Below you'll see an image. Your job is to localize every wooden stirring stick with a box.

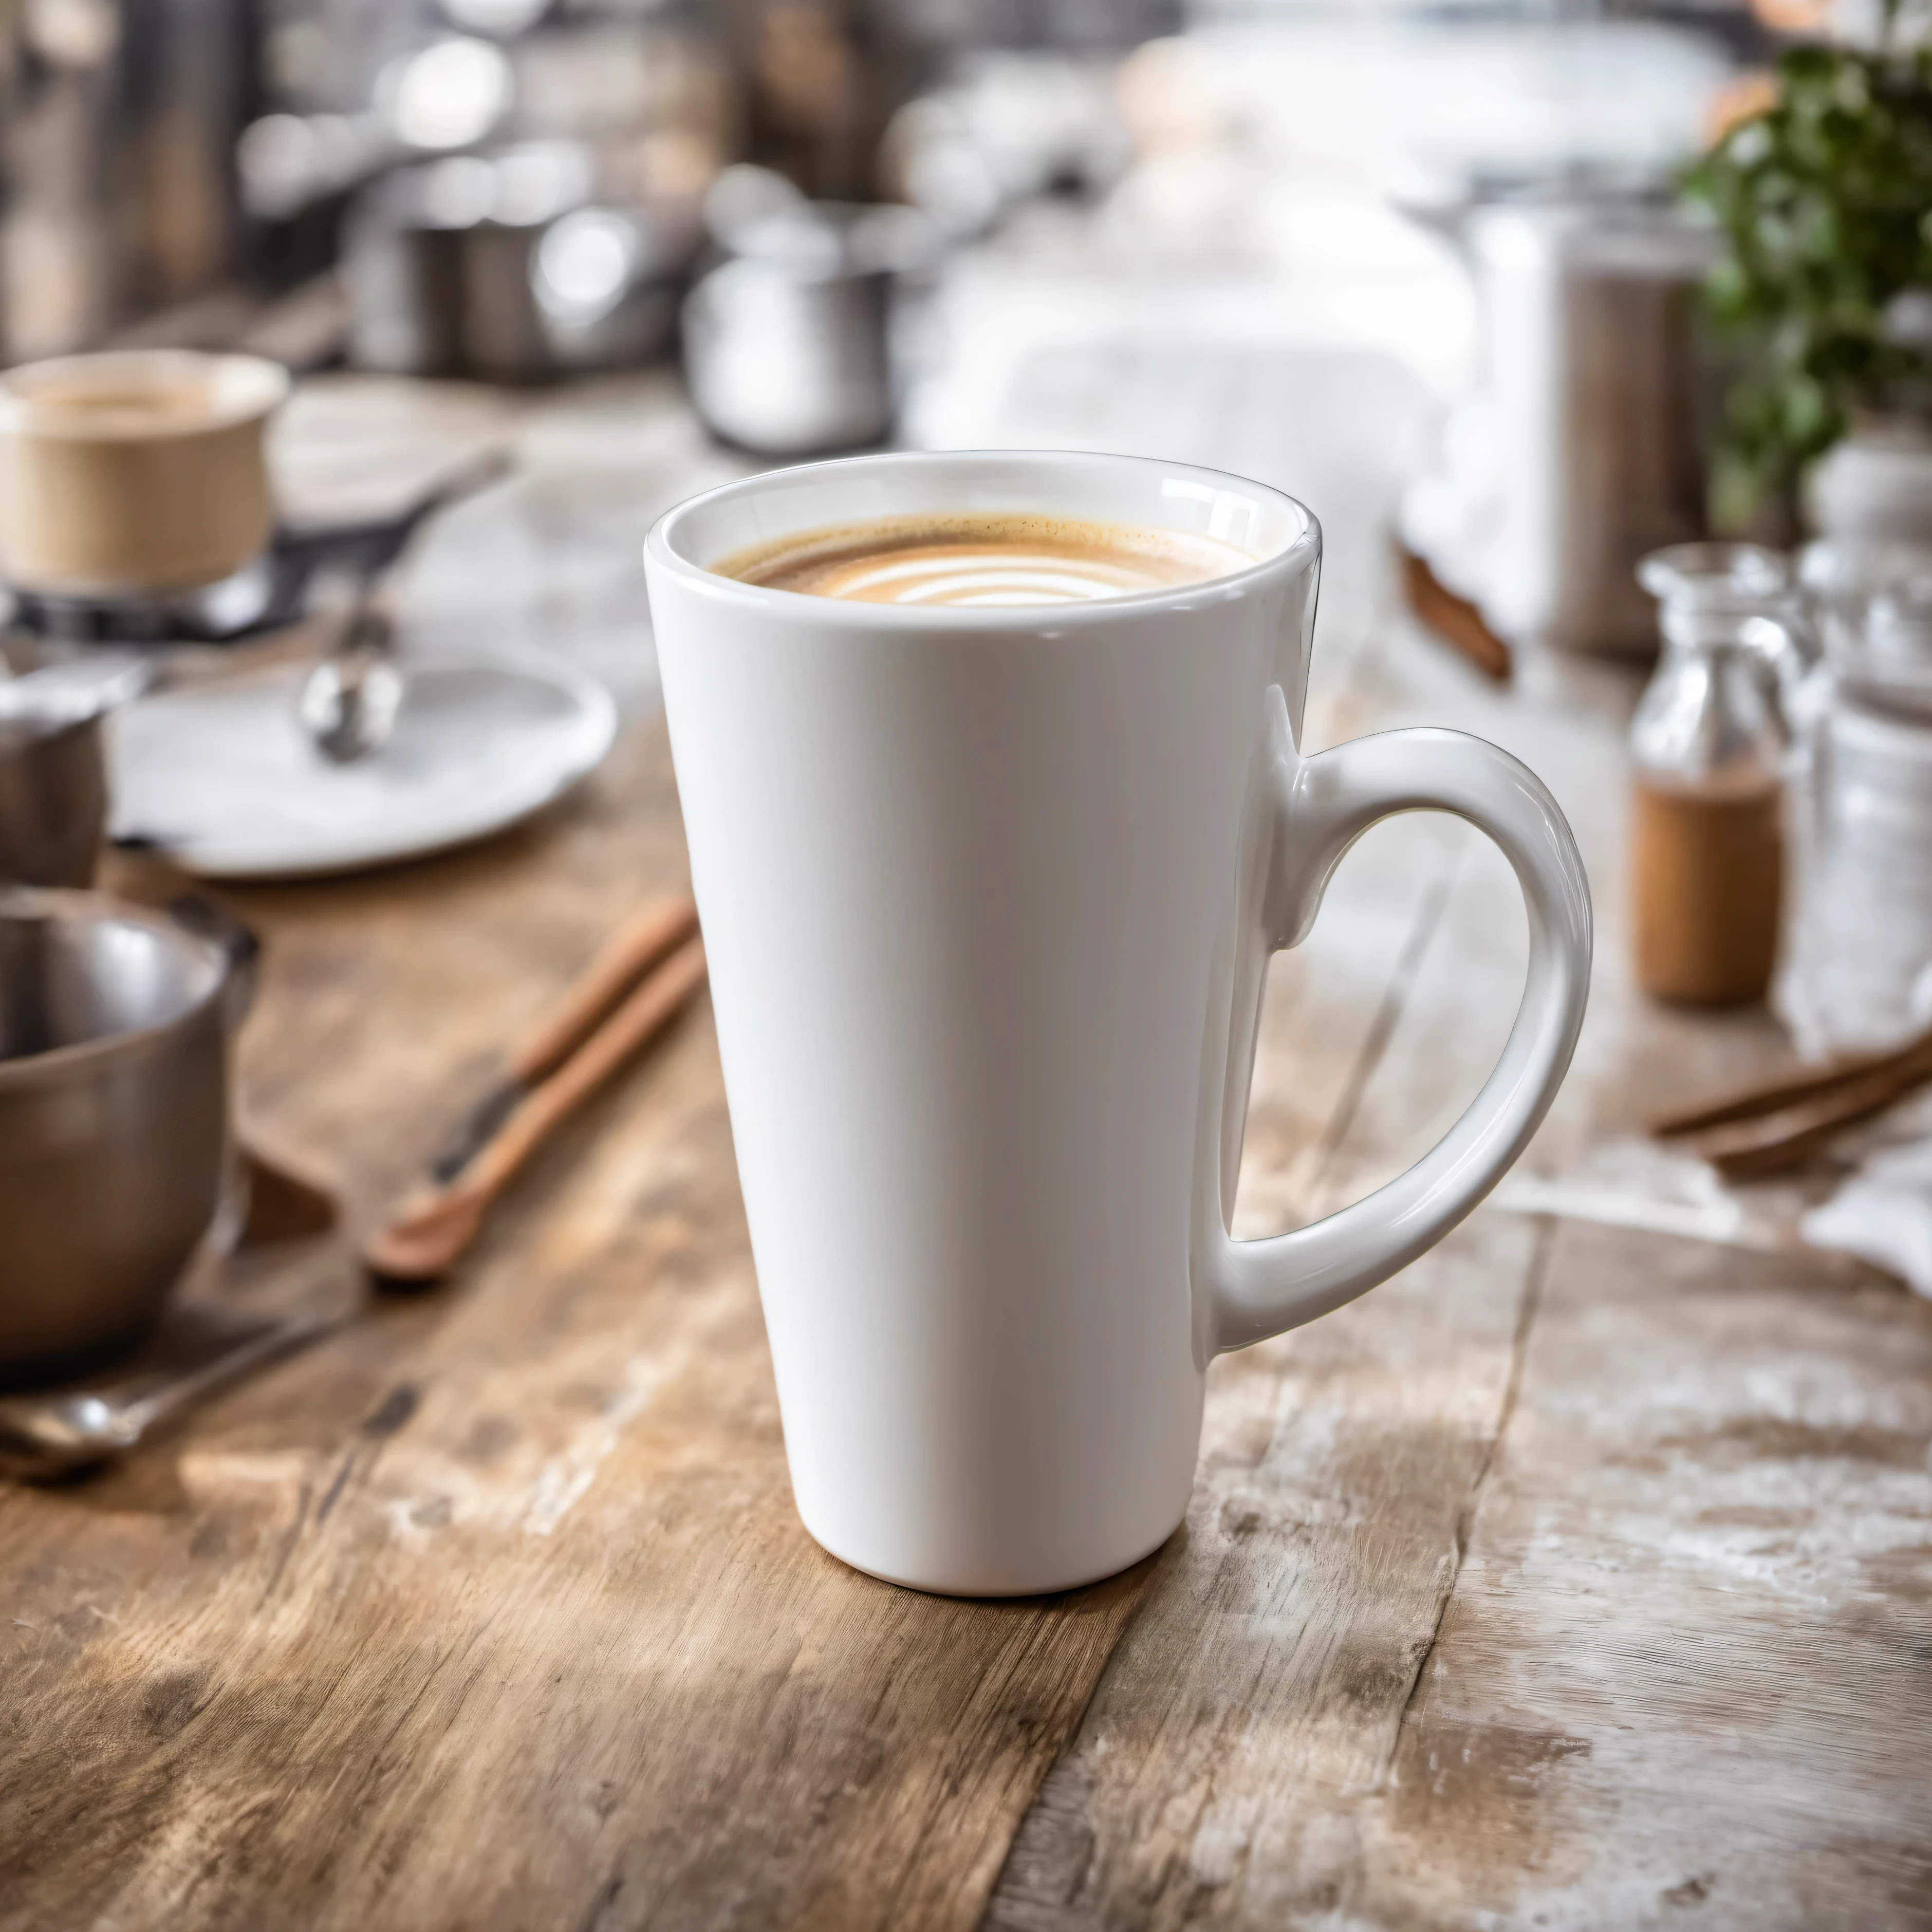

[428,893,699,1180]
[365,934,708,1284]
[1398,543,1511,681]
[1648,1031,1932,1138]
[1649,1028,1932,1179]
[510,895,700,1086]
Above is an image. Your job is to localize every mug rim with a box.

[0,888,228,1086]
[645,449,1322,628]
[0,350,290,441]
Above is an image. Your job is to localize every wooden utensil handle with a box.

[1399,543,1511,681]
[462,937,708,1206]
[510,895,699,1085]
[1704,1117,1857,1180]
[1650,1031,1932,1138]
[1688,1052,1932,1178]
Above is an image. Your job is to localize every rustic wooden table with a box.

[3,369,1929,1930]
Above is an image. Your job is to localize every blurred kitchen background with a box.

[6,0,1932,1287]
[9,0,1920,686]
[3,0,1930,844]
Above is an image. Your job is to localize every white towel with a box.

[1801,1139,1932,1297]
[1796,1085,1932,1296]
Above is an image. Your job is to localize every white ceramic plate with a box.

[109,653,618,880]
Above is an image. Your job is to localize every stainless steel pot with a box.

[1400,195,1717,660]
[1470,200,1715,656]
[343,150,698,382]
[683,254,891,456]
[0,890,230,1382]
[681,200,935,457]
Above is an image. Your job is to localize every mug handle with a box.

[1208,709,1592,1352]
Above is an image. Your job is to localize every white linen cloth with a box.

[1802,1141,1932,1298]
[1799,1086,1932,1297]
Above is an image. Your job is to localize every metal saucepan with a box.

[342,147,701,385]
[0,889,231,1383]
[682,193,938,457]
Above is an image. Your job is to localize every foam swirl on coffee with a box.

[714,514,1253,607]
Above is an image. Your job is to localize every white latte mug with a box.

[646,452,1591,1596]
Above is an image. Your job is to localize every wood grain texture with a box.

[0,724,1149,1931]
[5,363,1931,1930]
[1359,1217,1932,1930]
[982,1212,1550,1931]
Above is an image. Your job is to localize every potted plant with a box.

[1684,1,1932,537]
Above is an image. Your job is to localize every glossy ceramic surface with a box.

[108,653,616,880]
[646,450,1592,1594]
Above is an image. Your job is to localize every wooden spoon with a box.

[428,893,699,1180]
[1649,1027,1932,1179]
[364,935,708,1284]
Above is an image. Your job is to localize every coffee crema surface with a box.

[713,514,1255,607]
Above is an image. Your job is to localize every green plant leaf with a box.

[1683,36,1932,530]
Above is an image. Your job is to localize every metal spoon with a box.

[294,444,516,765]
[298,586,405,765]
[0,1303,343,1476]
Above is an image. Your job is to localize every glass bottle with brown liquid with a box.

[1630,545,1806,1006]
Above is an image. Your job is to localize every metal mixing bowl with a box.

[0,890,229,1382]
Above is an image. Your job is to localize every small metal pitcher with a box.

[0,708,106,887]
[682,200,936,457]
[0,656,148,887]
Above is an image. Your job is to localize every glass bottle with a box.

[1781,540,1932,1052]
[1629,544,1805,1006]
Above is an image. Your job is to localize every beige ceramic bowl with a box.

[0,349,289,597]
